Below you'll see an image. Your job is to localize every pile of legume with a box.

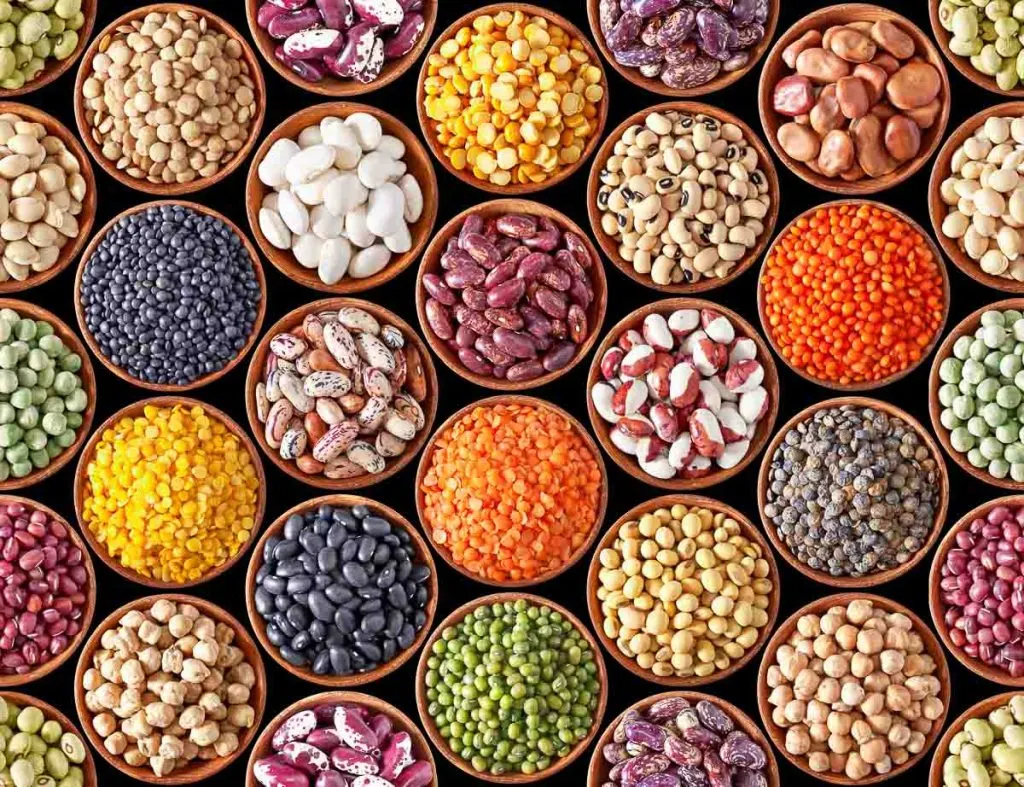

[80,402,260,585]
[596,501,774,680]
[0,695,88,787]
[938,308,1024,483]
[763,403,941,579]
[419,400,602,583]
[937,503,1024,678]
[940,695,1024,787]
[936,0,1024,91]
[422,9,605,188]
[0,307,86,482]
[422,598,601,777]
[0,0,85,91]
[761,203,945,386]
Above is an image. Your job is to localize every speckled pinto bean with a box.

[422,213,596,381]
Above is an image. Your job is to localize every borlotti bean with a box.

[596,110,771,287]
[591,307,771,481]
[255,305,429,481]
[257,112,424,287]
[939,116,1024,282]
[0,110,87,285]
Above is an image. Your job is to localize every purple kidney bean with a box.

[453,305,492,336]
[457,347,493,376]
[542,341,576,372]
[638,775,682,787]
[424,299,455,341]
[703,750,731,787]
[607,10,643,49]
[461,287,488,311]
[539,266,571,291]
[520,305,552,338]
[665,735,702,767]
[384,11,425,58]
[444,261,486,290]
[317,0,354,28]
[719,731,765,770]
[394,760,432,787]
[495,214,538,238]
[600,0,622,35]
[516,252,551,281]
[259,2,291,28]
[474,336,514,367]
[531,286,568,319]
[621,753,671,784]
[492,328,537,359]
[506,360,544,382]
[283,741,331,774]
[331,746,379,775]
[461,233,502,268]
[696,701,734,735]
[604,742,630,764]
[484,259,517,289]
[316,772,350,787]
[422,273,457,306]
[484,308,524,331]
[647,696,690,723]
[306,728,343,751]
[486,278,526,309]
[276,45,327,81]
[455,326,478,349]
[681,724,721,750]
[626,719,669,749]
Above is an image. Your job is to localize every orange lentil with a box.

[760,203,945,386]
[420,401,602,583]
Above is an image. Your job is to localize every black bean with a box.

[291,631,312,651]
[376,564,396,589]
[308,590,336,623]
[356,536,376,563]
[397,624,416,649]
[263,536,281,562]
[372,543,390,566]
[352,504,371,519]
[410,564,431,583]
[327,523,348,548]
[317,547,338,573]
[361,516,391,537]
[254,588,274,616]
[342,562,369,587]
[309,620,328,642]
[359,599,382,613]
[361,612,386,635]
[414,586,428,606]
[396,560,412,582]
[387,585,408,609]
[266,624,286,647]
[274,595,291,613]
[312,651,331,675]
[275,558,302,577]
[329,646,351,675]
[382,639,397,662]
[300,531,325,554]
[274,541,299,561]
[274,615,296,638]
[286,605,310,629]
[280,646,307,666]
[384,610,403,638]
[283,515,303,540]
[334,608,356,635]
[261,575,286,595]
[356,641,382,662]
[325,584,353,604]
[286,576,312,594]
[340,540,359,562]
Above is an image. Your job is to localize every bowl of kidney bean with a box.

[0,496,94,686]
[931,496,1024,685]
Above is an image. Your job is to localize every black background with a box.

[10,0,1012,785]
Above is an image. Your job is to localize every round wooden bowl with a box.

[585,297,781,490]
[586,0,780,98]
[586,101,780,294]
[758,4,951,195]
[415,3,609,195]
[73,396,267,589]
[929,495,1024,685]
[929,102,1024,292]
[245,493,438,687]
[928,298,1024,490]
[0,691,98,786]
[73,200,267,392]
[757,592,952,785]
[0,298,96,491]
[586,494,781,686]
[757,395,949,588]
[415,199,607,390]
[927,691,1020,787]
[73,3,266,196]
[415,592,608,783]
[75,594,266,786]
[245,690,436,787]
[930,0,1024,98]
[245,1,437,97]
[0,1,96,98]
[0,102,96,293]
[0,496,95,687]
[586,690,780,787]
[245,297,439,491]
[757,199,950,391]
[414,395,608,588]
[245,101,438,295]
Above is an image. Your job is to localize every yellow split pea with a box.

[82,403,261,584]
[423,10,605,187]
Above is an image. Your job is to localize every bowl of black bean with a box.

[74,200,267,392]
[245,494,437,686]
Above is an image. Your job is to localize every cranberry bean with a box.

[542,342,576,372]
[516,252,551,280]
[484,259,517,289]
[495,214,537,238]
[475,336,515,367]
[422,273,457,306]
[492,328,537,359]
[486,278,526,309]
[506,360,544,382]
[457,347,492,376]
[484,308,524,331]
[532,286,568,319]
[461,233,502,268]
[444,261,486,290]
[424,299,454,341]
[454,326,478,349]
[461,287,488,311]
[538,266,571,291]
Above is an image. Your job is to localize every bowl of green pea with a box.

[0,691,96,787]
[414,592,608,784]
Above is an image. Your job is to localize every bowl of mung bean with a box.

[415,592,608,782]
[0,0,95,98]
[927,691,1024,787]
[73,3,265,195]
[416,4,609,194]
[587,494,780,686]
[758,396,949,588]
[0,691,97,787]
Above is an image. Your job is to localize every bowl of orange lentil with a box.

[415,395,608,587]
[757,200,950,391]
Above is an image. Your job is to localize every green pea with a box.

[979,378,1002,402]
[942,357,966,383]
[15,405,36,430]
[48,17,63,35]
[57,353,78,373]
[39,397,61,415]
[969,416,992,437]
[35,367,53,388]
[23,428,45,452]
[63,412,80,429]
[9,389,30,410]
[942,409,963,430]
[954,395,977,420]
[940,382,960,407]
[26,348,47,372]
[996,423,1018,443]
[52,371,75,396]
[9,758,31,787]
[1008,443,1024,463]
[63,388,85,414]
[0,371,15,395]
[40,412,64,436]
[955,335,974,359]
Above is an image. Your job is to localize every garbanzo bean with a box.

[422,9,604,188]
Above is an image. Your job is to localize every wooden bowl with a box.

[586,690,780,787]
[75,594,266,786]
[758,4,951,195]
[73,200,267,392]
[245,297,439,491]
[757,199,950,391]
[414,395,608,587]
[415,199,607,390]
[586,101,780,294]
[584,297,781,490]
[927,691,1020,787]
[245,690,437,787]
[245,493,438,687]
[586,494,781,686]
[0,298,96,491]
[929,102,1024,292]
[930,1,1024,98]
[757,592,951,785]
[245,1,437,97]
[415,4,609,195]
[0,691,98,786]
[928,298,1024,490]
[73,3,266,196]
[245,101,438,295]
[415,592,608,783]
[757,395,950,588]
[929,495,1024,685]
[0,1,96,98]
[0,496,95,687]
[73,396,267,589]
[0,102,96,293]
[585,0,780,98]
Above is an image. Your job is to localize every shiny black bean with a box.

[286,576,312,594]
[352,504,371,519]
[274,541,300,561]
[387,585,408,609]
[280,646,307,666]
[356,641,382,662]
[291,631,312,651]
[342,562,368,587]
[312,650,331,674]
[308,590,336,622]
[356,536,376,563]
[318,547,338,572]
[329,646,351,674]
[263,535,281,562]
[286,605,310,629]
[266,624,286,647]
[262,575,286,595]
[334,608,356,635]
[327,523,348,548]
[283,515,303,540]
[376,564,396,589]
[340,540,358,562]
[361,516,391,537]
[255,588,274,616]
[325,584,352,604]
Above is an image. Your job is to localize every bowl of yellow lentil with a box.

[73,397,266,589]
[416,4,609,194]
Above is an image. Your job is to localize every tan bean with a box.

[829,28,877,63]
[796,48,852,83]
[853,63,889,104]
[871,20,916,60]
[778,122,821,163]
[836,76,871,119]
[850,115,898,177]
[885,62,941,111]
[783,30,824,69]
[883,115,922,163]
[810,92,844,136]
[818,130,856,177]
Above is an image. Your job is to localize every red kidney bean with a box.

[461,287,488,311]
[538,266,571,291]
[542,341,576,372]
[422,273,457,306]
[495,214,537,238]
[484,308,524,331]
[475,336,514,367]
[531,286,568,319]
[444,261,486,289]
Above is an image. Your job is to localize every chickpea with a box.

[226,704,254,729]
[167,614,193,639]
[786,726,812,755]
[145,702,176,728]
[189,720,220,747]
[104,732,128,756]
[816,677,841,704]
[150,755,175,777]
[829,732,853,754]
[159,734,185,759]
[93,712,117,738]
[828,712,853,736]
[886,685,912,713]
[857,629,884,655]
[150,600,177,623]
[846,600,874,626]
[213,732,238,758]
[181,658,211,684]
[845,751,872,779]
[119,610,147,629]
[851,653,875,679]
[138,620,163,645]
[124,749,147,767]
[824,655,849,678]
